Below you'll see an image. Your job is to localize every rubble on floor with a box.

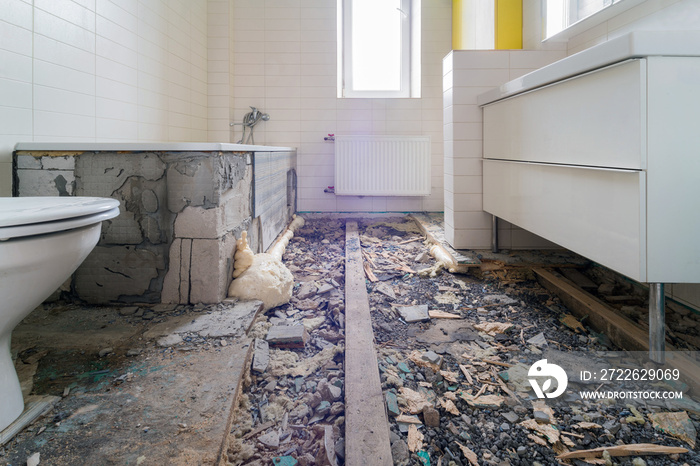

[5,214,700,466]
[226,218,347,466]
[355,217,700,466]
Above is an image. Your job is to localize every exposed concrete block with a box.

[75,153,165,197]
[174,206,221,239]
[16,155,42,169]
[161,239,182,304]
[174,192,250,240]
[16,169,75,196]
[166,158,217,213]
[141,189,159,213]
[101,209,144,245]
[112,177,170,245]
[75,246,164,303]
[41,156,75,170]
[189,233,235,304]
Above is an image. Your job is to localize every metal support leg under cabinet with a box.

[491,215,499,254]
[649,283,666,364]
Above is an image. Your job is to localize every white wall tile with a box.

[0,19,33,56]
[0,0,33,30]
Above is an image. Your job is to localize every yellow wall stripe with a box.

[495,0,522,50]
[452,0,464,50]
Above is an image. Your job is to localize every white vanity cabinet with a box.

[481,55,700,285]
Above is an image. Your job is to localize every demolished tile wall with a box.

[13,148,294,305]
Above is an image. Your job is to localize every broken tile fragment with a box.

[374,282,396,300]
[386,391,400,417]
[296,281,317,299]
[527,332,548,347]
[482,294,518,305]
[316,282,334,294]
[397,362,411,373]
[272,456,298,466]
[266,325,308,348]
[258,430,280,449]
[396,305,429,323]
[421,350,442,366]
[252,338,270,373]
[318,379,342,402]
[533,410,551,424]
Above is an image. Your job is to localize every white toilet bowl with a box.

[0,197,120,432]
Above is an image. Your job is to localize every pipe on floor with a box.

[649,283,665,364]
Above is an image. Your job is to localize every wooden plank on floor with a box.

[344,221,393,466]
[533,267,700,393]
[559,267,598,290]
[534,267,649,351]
[0,395,61,446]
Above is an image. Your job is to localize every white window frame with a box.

[340,0,413,99]
[543,0,646,42]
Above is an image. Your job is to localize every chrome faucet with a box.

[230,106,270,145]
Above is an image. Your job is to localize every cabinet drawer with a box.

[483,160,646,281]
[483,59,646,170]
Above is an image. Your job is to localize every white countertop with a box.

[14,142,296,152]
[478,30,700,106]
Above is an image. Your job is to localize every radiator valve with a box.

[324,186,335,194]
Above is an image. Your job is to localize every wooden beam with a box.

[344,221,393,466]
[533,267,700,393]
[534,267,648,351]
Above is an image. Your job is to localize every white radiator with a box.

[334,135,431,196]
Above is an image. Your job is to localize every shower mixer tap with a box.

[230,106,270,145]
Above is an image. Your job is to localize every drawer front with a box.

[483,160,646,281]
[483,59,646,170]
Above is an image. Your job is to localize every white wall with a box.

[0,0,210,197]
[229,0,451,213]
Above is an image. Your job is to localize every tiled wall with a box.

[228,0,452,213]
[442,49,565,249]
[0,0,209,197]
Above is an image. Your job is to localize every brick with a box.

[266,325,308,348]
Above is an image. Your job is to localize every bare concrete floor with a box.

[3,300,263,465]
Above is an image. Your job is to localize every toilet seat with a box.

[0,197,120,241]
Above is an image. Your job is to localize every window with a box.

[544,0,642,39]
[339,0,420,98]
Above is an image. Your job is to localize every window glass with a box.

[340,0,417,98]
[351,0,402,91]
[545,0,624,39]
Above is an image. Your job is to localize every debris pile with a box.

[354,217,699,466]
[226,218,347,466]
